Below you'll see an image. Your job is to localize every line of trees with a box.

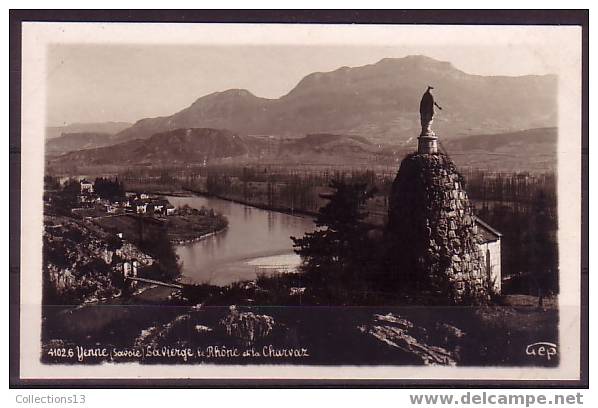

[476,189,558,296]
[93,177,125,200]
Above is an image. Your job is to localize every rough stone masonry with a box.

[387,152,489,303]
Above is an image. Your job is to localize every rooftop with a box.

[474,216,502,243]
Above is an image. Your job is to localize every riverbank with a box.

[182,187,319,218]
[169,225,228,245]
[93,211,228,246]
[165,206,228,244]
[181,188,388,231]
[153,191,193,197]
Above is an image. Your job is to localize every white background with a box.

[3,0,595,406]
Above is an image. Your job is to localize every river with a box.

[166,195,315,286]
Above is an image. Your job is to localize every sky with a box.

[45,26,577,126]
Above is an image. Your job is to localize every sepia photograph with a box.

[12,11,587,385]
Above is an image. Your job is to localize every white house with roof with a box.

[79,179,94,194]
[136,202,147,214]
[474,216,502,294]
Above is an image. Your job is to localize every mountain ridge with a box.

[113,55,557,145]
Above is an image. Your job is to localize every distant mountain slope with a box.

[45,132,115,156]
[115,55,556,144]
[444,127,557,173]
[46,121,132,140]
[49,128,249,166]
[445,127,557,151]
[48,127,557,174]
[284,133,374,154]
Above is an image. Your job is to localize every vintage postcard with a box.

[13,14,586,384]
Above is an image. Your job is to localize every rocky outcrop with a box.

[358,313,460,365]
[387,153,488,303]
[43,216,129,304]
[220,305,275,345]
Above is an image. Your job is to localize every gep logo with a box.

[525,342,557,360]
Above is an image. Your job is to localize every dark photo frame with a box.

[9,9,589,388]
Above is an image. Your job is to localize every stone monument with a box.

[387,88,489,303]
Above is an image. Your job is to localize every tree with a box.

[106,235,123,252]
[44,175,60,190]
[291,179,375,300]
[94,177,125,200]
[48,178,81,215]
[527,189,559,304]
[135,221,180,281]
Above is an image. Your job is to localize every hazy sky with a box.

[47,43,567,126]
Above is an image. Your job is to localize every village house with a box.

[146,198,170,215]
[166,205,176,216]
[134,201,148,214]
[122,261,139,278]
[151,200,166,213]
[79,179,94,194]
[105,204,117,214]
